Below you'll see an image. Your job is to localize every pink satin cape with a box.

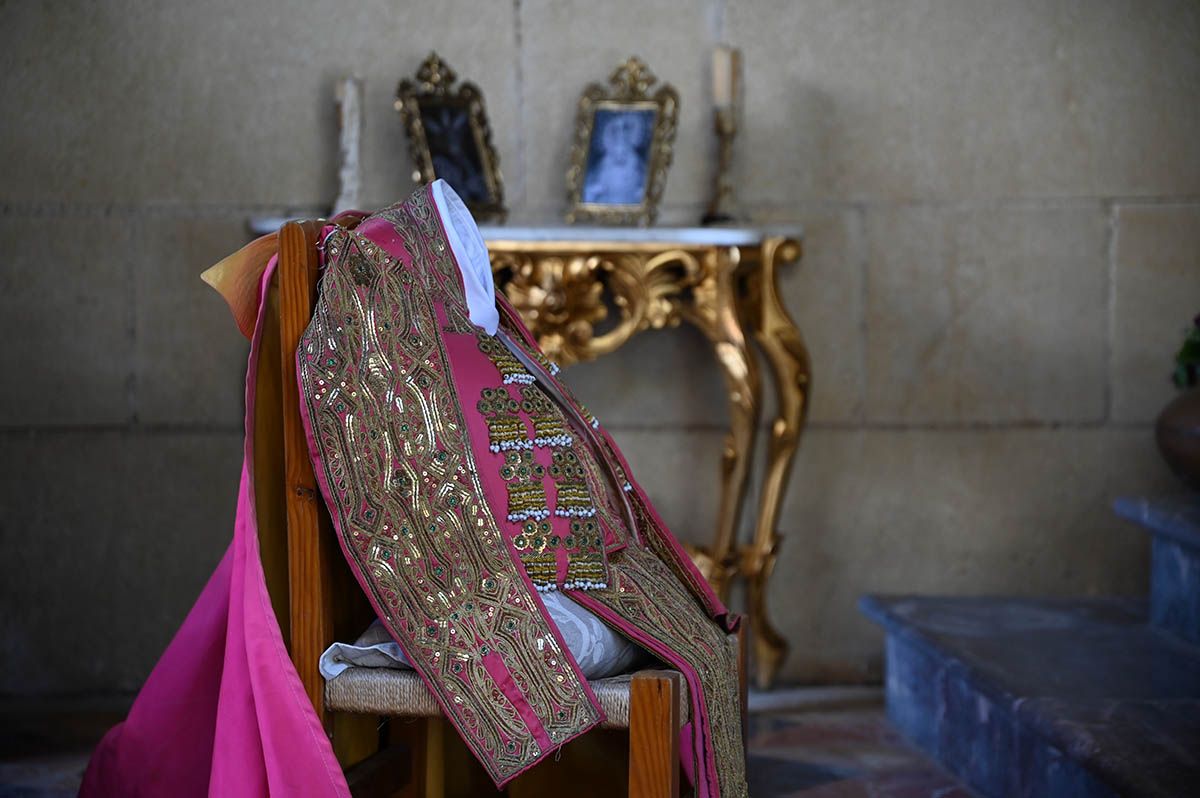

[79,256,352,797]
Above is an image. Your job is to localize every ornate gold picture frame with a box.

[396,52,506,220]
[566,57,679,226]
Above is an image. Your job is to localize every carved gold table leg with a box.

[681,246,762,601]
[740,237,809,689]
[488,234,808,690]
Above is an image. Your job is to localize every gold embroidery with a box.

[515,519,558,588]
[549,449,594,519]
[520,384,573,448]
[477,387,527,454]
[500,449,549,522]
[299,191,601,785]
[479,334,535,385]
[489,313,742,790]
[586,546,748,798]
[563,518,606,588]
[474,328,612,591]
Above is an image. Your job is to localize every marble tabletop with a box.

[477,224,804,246]
[247,215,803,244]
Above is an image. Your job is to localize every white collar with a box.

[429,179,499,335]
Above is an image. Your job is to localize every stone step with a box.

[861,595,1200,798]
[1114,495,1200,646]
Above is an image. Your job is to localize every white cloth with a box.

[320,591,648,681]
[430,178,498,335]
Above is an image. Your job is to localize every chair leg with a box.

[420,717,445,798]
[628,672,681,798]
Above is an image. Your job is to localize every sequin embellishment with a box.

[477,388,529,453]
[500,449,550,521]
[550,449,596,519]
[520,384,573,448]
[478,334,534,384]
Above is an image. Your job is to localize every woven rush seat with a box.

[326,667,691,730]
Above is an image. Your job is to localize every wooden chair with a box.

[253,219,748,798]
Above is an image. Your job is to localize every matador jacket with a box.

[80,182,747,798]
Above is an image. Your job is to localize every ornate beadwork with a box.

[520,384,573,448]
[478,334,534,384]
[549,449,595,519]
[562,518,606,590]
[515,519,558,589]
[477,387,529,453]
[500,449,550,522]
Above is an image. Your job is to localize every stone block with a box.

[1112,495,1200,644]
[600,426,728,550]
[0,429,241,691]
[0,430,241,694]
[865,203,1108,423]
[769,426,1172,682]
[0,0,519,207]
[1111,204,1200,423]
[727,0,1200,202]
[134,215,250,425]
[883,634,942,753]
[519,0,713,218]
[756,205,865,423]
[0,215,133,426]
[865,595,1195,798]
[563,323,729,429]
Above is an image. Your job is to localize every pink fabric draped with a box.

[80,258,351,798]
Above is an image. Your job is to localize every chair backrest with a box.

[254,219,376,762]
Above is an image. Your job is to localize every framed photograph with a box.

[396,53,506,220]
[566,57,678,226]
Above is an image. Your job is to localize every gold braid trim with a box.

[586,547,748,798]
[298,192,600,784]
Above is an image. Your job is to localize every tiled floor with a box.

[0,698,127,798]
[745,689,975,797]
[0,689,974,797]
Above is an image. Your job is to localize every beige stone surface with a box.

[767,426,1173,682]
[518,0,714,218]
[0,0,519,207]
[757,205,866,423]
[134,216,250,425]
[602,426,728,550]
[1112,204,1200,422]
[865,202,1109,423]
[0,431,241,694]
[728,0,1200,202]
[564,324,727,429]
[0,216,134,426]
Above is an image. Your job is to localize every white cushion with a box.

[320,591,649,681]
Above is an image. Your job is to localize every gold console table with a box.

[481,224,810,689]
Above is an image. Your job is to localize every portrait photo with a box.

[566,57,678,226]
[397,53,506,219]
[580,106,657,206]
[418,100,490,204]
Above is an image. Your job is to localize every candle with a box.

[712,45,740,109]
[333,76,364,215]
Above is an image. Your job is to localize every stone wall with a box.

[1,0,1196,694]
